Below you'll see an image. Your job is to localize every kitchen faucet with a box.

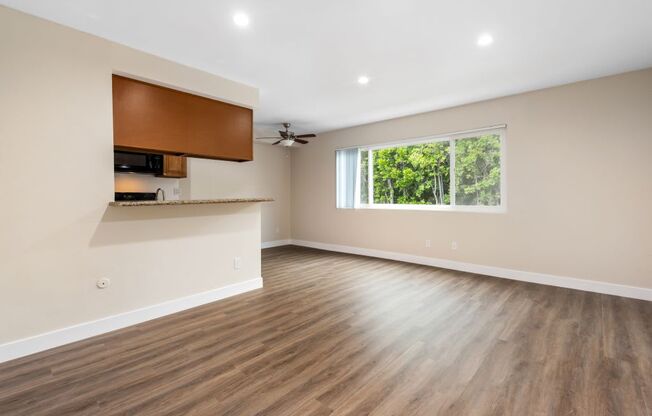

[156,188,165,201]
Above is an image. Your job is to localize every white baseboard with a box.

[0,277,263,364]
[261,239,292,249]
[3,242,649,364]
[291,239,652,302]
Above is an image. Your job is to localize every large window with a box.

[336,128,505,212]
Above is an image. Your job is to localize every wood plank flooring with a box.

[1,245,651,415]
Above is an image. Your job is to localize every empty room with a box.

[0,1,651,415]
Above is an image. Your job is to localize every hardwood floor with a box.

[1,246,651,415]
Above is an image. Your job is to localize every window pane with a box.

[372,142,450,205]
[335,148,359,208]
[454,134,501,206]
[359,150,369,204]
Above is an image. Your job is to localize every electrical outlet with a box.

[173,187,180,196]
[451,241,458,250]
[233,257,242,270]
[275,227,280,234]
[425,239,431,248]
[96,278,110,289]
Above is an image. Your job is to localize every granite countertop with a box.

[109,198,273,207]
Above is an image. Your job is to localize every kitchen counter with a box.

[109,197,273,207]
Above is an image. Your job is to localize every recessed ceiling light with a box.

[477,33,494,47]
[233,12,250,27]
[357,75,370,85]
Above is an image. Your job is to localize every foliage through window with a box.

[455,135,501,206]
[337,129,504,211]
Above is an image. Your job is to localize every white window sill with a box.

[340,204,506,214]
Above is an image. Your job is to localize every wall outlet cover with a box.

[96,278,111,289]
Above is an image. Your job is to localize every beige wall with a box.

[181,143,292,242]
[0,6,267,344]
[292,69,652,289]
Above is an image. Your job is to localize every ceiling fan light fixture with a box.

[255,122,315,146]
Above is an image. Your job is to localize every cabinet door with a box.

[161,155,187,178]
[112,75,253,161]
[185,94,253,161]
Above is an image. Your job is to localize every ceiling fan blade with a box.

[295,134,316,138]
[272,140,283,145]
[294,139,309,144]
[279,130,288,138]
[256,137,282,140]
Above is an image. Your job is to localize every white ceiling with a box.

[3,0,652,134]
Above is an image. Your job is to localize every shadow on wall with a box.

[89,204,259,247]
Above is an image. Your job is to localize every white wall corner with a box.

[261,239,292,249]
[0,277,263,364]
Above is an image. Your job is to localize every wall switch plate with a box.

[425,239,431,248]
[451,241,458,250]
[233,257,242,270]
[96,278,110,289]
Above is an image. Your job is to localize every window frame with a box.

[339,127,507,214]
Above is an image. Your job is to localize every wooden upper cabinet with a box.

[160,155,187,178]
[112,75,253,161]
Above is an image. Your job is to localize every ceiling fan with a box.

[256,123,316,146]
